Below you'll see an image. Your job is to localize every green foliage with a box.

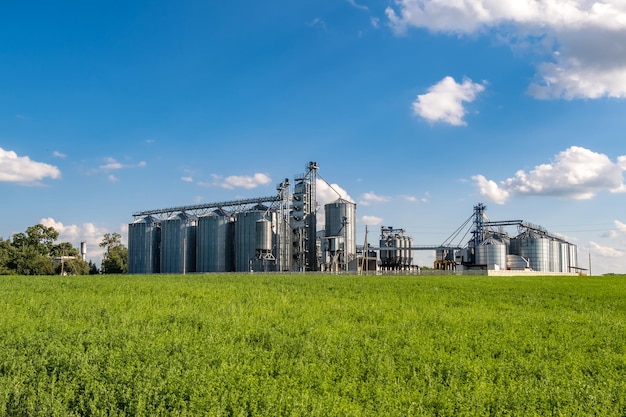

[0,274,625,416]
[99,233,128,274]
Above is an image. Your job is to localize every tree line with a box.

[0,224,128,275]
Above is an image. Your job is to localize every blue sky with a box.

[2,0,626,274]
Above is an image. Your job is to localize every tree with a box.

[0,239,15,275]
[12,224,59,256]
[100,233,128,274]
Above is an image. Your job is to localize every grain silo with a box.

[510,231,550,272]
[325,198,356,267]
[196,210,233,272]
[234,206,274,272]
[128,215,161,274]
[475,237,507,270]
[160,212,197,274]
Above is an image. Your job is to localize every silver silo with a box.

[160,212,197,274]
[515,232,550,272]
[196,210,233,272]
[234,206,271,272]
[324,198,357,265]
[568,243,578,273]
[549,240,561,272]
[475,239,507,269]
[128,215,161,274]
[256,218,273,256]
[559,242,569,273]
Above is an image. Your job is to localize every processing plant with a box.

[128,164,580,274]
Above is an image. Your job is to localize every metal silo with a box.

[549,240,561,272]
[568,243,578,273]
[324,199,357,266]
[256,218,273,256]
[196,210,233,272]
[475,239,507,269]
[515,232,550,272]
[128,216,161,274]
[559,242,569,273]
[234,207,270,272]
[160,212,197,274]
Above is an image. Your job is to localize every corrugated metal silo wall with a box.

[475,244,507,268]
[568,243,578,272]
[161,214,197,274]
[197,214,233,272]
[324,201,357,261]
[549,240,561,272]
[559,242,569,273]
[520,237,550,272]
[128,217,161,274]
[234,210,266,272]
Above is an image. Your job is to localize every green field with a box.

[1,274,625,416]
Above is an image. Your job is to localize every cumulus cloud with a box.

[39,217,110,263]
[220,173,272,189]
[386,0,626,99]
[362,215,384,225]
[53,151,67,159]
[589,241,624,258]
[472,146,626,204]
[181,176,193,183]
[360,191,391,206]
[0,147,61,185]
[316,179,354,206]
[413,76,485,125]
[615,220,626,233]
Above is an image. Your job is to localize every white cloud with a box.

[220,173,272,189]
[412,76,485,125]
[360,191,391,206]
[362,215,384,225]
[615,220,626,233]
[473,146,626,204]
[386,0,626,99]
[100,157,123,170]
[107,174,119,182]
[0,147,61,185]
[316,179,354,206]
[40,217,110,263]
[181,176,193,183]
[589,241,624,258]
[347,0,368,11]
[53,151,67,159]
[371,17,380,28]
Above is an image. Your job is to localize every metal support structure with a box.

[291,162,318,272]
[133,196,282,219]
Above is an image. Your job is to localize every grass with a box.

[0,273,625,416]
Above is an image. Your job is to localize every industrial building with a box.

[128,163,579,275]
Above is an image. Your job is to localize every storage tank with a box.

[196,210,233,272]
[512,233,550,272]
[160,212,197,274]
[405,236,413,267]
[549,240,561,272]
[234,207,272,272]
[559,242,569,273]
[568,243,578,273]
[128,216,161,274]
[475,239,507,269]
[324,199,357,263]
[256,218,273,255]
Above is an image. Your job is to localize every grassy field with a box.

[0,273,625,416]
